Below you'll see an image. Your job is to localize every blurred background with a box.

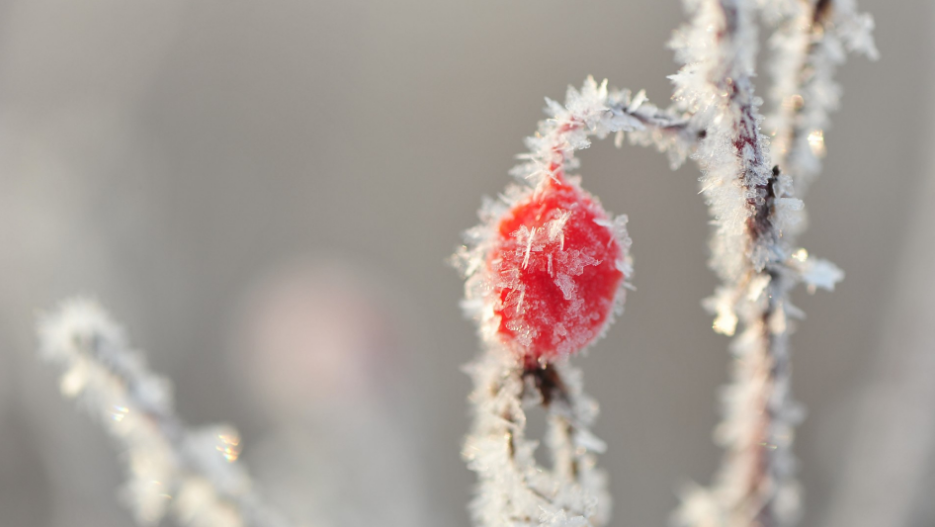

[0,1,931,526]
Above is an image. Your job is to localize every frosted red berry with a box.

[487,175,625,365]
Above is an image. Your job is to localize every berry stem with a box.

[463,349,609,527]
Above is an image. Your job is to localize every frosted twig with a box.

[606,90,703,170]
[665,0,870,526]
[37,298,291,527]
[507,76,697,195]
[766,0,878,196]
[463,350,609,527]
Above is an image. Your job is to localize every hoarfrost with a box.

[666,1,875,526]
[463,349,610,527]
[37,298,291,527]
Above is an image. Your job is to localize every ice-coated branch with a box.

[463,350,609,527]
[665,0,871,526]
[607,89,703,170]
[766,0,878,196]
[37,298,291,527]
[506,76,697,195]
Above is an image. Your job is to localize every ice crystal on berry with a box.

[487,174,627,364]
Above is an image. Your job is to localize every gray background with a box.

[0,1,930,526]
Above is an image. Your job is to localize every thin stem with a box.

[668,1,805,526]
[669,0,872,525]
[767,0,823,176]
[767,0,878,196]
[463,349,609,527]
[37,298,291,527]
[604,93,702,169]
[719,5,789,525]
[506,76,697,194]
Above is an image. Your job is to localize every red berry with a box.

[486,174,626,365]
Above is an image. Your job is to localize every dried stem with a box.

[463,350,609,527]
[504,76,697,194]
[708,3,794,525]
[767,0,878,196]
[669,1,872,526]
[37,298,291,527]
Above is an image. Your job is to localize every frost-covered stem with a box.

[766,0,878,196]
[669,0,872,524]
[606,95,703,170]
[668,1,810,526]
[37,298,291,527]
[710,5,793,523]
[463,349,609,527]
[507,76,697,194]
[766,0,827,181]
[667,5,873,526]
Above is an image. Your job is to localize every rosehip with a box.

[486,174,627,365]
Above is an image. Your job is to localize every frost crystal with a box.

[37,298,290,527]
